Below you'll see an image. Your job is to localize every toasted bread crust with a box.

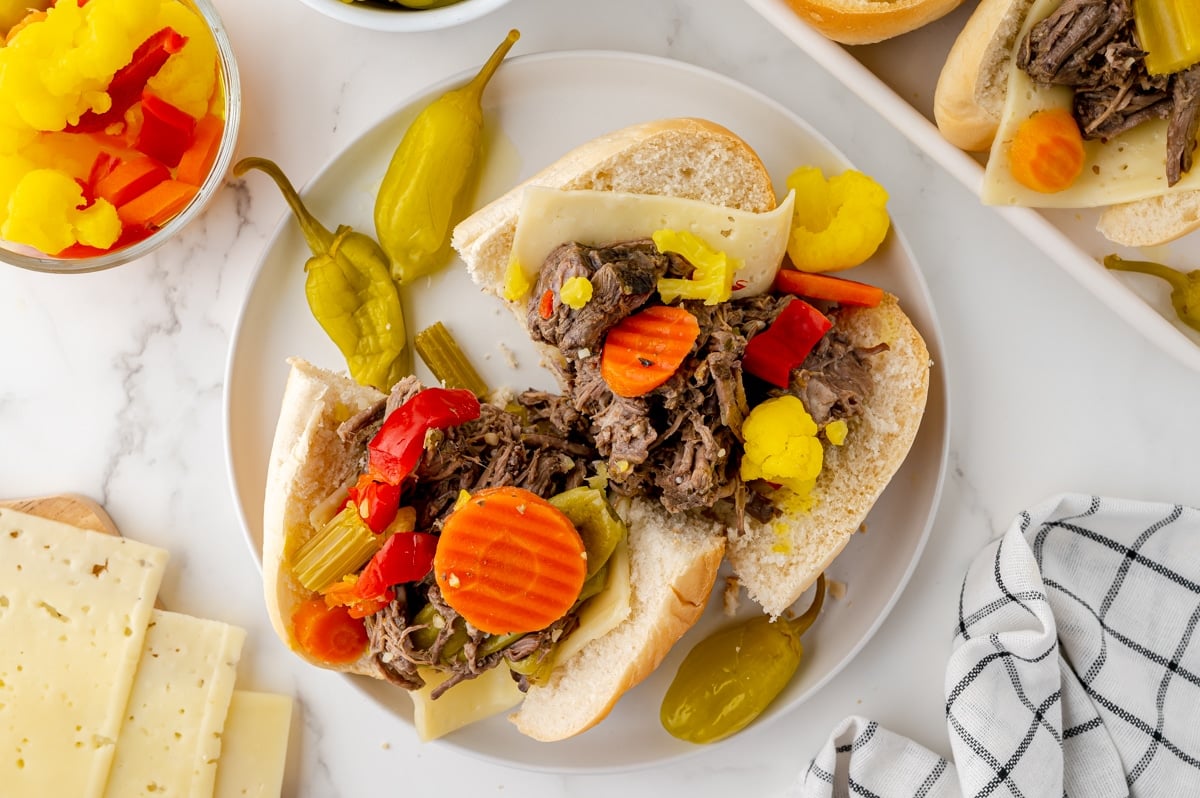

[783,0,967,45]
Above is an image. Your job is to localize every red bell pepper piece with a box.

[368,388,481,485]
[347,473,403,534]
[742,297,832,388]
[354,532,439,603]
[773,268,884,308]
[135,92,196,168]
[68,27,188,133]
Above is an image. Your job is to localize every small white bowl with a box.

[295,0,513,31]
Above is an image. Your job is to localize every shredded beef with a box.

[1017,0,1200,185]
[522,238,889,520]
[528,240,676,354]
[784,322,888,426]
[401,390,592,530]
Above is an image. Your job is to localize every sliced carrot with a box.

[95,155,169,207]
[600,304,701,398]
[291,597,369,664]
[117,178,197,227]
[175,115,224,186]
[1008,108,1085,194]
[774,268,884,307]
[434,486,587,635]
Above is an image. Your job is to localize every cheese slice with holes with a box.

[102,609,246,798]
[981,0,1200,207]
[0,507,168,798]
[212,691,293,798]
[510,187,795,297]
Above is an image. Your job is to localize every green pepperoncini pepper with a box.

[235,156,409,392]
[660,574,827,744]
[1104,254,1200,333]
[373,29,520,284]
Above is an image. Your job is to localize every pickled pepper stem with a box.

[786,573,826,637]
[1104,254,1200,333]
[461,29,520,103]
[235,156,334,255]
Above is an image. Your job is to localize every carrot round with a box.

[291,596,369,664]
[1008,108,1085,194]
[600,304,701,398]
[434,486,587,635]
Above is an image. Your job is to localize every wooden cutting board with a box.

[0,493,121,535]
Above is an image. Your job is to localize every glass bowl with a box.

[0,0,241,274]
[294,0,513,32]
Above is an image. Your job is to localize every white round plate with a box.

[224,50,950,773]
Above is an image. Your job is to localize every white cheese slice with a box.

[510,187,795,297]
[212,691,293,798]
[102,609,246,798]
[982,0,1200,208]
[410,664,525,742]
[0,508,168,798]
[551,535,630,666]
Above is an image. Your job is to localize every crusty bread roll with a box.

[1097,192,1200,249]
[933,0,1037,151]
[781,0,967,45]
[452,117,931,619]
[725,294,929,616]
[261,357,726,741]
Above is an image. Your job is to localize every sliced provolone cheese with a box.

[0,508,169,798]
[552,535,630,666]
[982,0,1200,208]
[510,187,795,297]
[213,691,293,798]
[409,664,524,742]
[103,609,246,798]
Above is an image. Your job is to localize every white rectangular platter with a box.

[747,0,1200,372]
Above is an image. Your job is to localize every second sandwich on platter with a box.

[934,0,1200,246]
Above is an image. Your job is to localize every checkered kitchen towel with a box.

[790,493,1200,798]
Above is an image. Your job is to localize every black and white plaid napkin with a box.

[790,493,1200,798]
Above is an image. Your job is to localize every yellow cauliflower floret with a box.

[654,228,736,305]
[146,0,217,118]
[2,168,119,253]
[739,395,824,497]
[786,166,890,273]
[0,0,158,133]
[560,275,593,309]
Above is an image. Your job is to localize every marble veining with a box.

[2,0,1200,794]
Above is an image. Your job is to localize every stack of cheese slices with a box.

[0,506,293,798]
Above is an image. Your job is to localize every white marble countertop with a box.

[3,0,1200,794]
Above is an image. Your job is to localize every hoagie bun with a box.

[452,117,931,617]
[780,0,968,45]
